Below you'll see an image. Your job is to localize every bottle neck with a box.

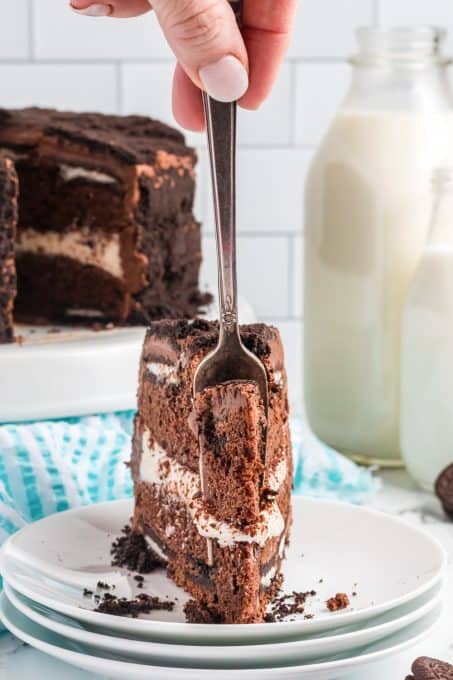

[342,60,451,113]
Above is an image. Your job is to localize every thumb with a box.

[151,0,249,103]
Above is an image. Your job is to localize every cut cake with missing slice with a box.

[0,107,207,328]
[0,153,18,343]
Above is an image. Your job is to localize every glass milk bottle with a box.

[304,27,453,466]
[401,168,453,490]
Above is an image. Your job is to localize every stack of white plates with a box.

[0,498,446,680]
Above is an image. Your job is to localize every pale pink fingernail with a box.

[70,3,112,16]
[199,55,249,103]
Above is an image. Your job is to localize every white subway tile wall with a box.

[1,0,452,413]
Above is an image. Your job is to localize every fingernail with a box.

[70,3,112,16]
[199,55,249,103]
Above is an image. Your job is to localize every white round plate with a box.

[3,581,442,669]
[0,497,446,645]
[0,295,255,422]
[0,593,442,679]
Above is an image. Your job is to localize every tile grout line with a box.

[288,62,298,148]
[203,231,303,238]
[0,56,349,66]
[115,61,123,114]
[287,234,295,318]
[27,0,35,61]
[261,317,303,325]
[373,0,381,26]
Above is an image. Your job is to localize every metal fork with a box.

[193,66,269,566]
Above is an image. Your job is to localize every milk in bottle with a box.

[304,27,453,465]
[401,168,453,489]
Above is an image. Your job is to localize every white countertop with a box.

[1,470,452,680]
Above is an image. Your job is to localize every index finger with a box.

[239,0,297,110]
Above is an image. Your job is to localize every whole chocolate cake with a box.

[0,107,207,339]
[0,153,18,343]
[131,319,293,623]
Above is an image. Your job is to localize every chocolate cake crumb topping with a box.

[111,524,165,573]
[326,593,350,612]
[95,592,174,618]
[184,599,224,624]
[411,656,453,679]
[265,590,317,623]
[435,464,453,520]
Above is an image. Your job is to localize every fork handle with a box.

[203,0,243,342]
[203,93,240,342]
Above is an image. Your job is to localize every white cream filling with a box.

[146,362,179,385]
[144,534,168,563]
[274,370,284,388]
[268,457,288,492]
[16,228,123,279]
[59,164,117,185]
[139,432,285,548]
[261,566,277,588]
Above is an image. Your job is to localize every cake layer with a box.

[0,108,196,227]
[16,228,124,280]
[14,215,204,324]
[0,155,18,343]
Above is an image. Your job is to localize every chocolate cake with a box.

[131,319,293,624]
[0,107,207,338]
[0,154,18,343]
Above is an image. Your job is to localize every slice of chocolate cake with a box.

[0,154,18,343]
[0,107,207,327]
[131,320,292,624]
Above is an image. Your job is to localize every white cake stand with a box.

[0,296,255,423]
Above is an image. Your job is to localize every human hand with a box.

[70,0,297,131]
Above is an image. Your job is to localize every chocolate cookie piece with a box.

[435,464,453,520]
[412,656,453,679]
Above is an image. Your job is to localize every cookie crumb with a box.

[326,593,350,612]
[95,592,174,618]
[111,525,165,574]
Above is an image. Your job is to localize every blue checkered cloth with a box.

[0,413,379,548]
